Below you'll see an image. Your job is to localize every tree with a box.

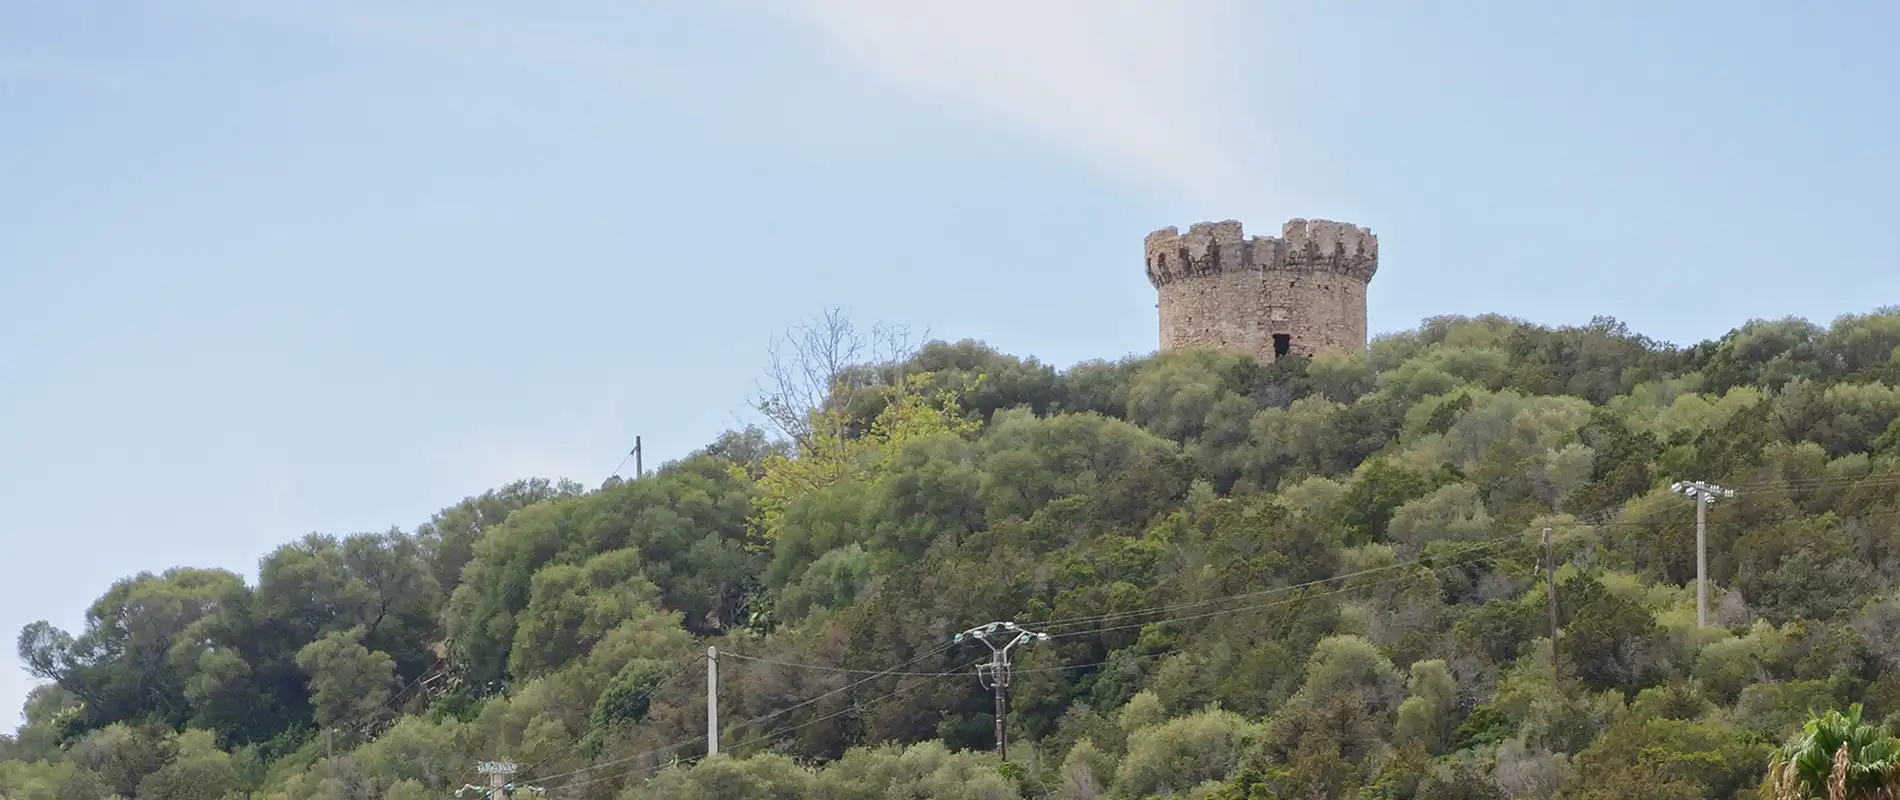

[1112,709,1258,798]
[134,729,240,800]
[415,478,584,596]
[1559,572,1662,693]
[17,306,1900,798]
[293,627,396,734]
[1395,659,1457,754]
[740,372,980,548]
[750,307,923,447]
[507,550,661,678]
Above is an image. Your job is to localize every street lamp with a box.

[1671,480,1737,628]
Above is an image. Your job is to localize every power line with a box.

[690,498,1900,760]
[466,472,1900,791]
[952,622,1051,759]
[527,642,963,788]
[1031,532,1533,634]
[544,658,982,795]
[720,641,964,734]
[1022,470,1879,637]
[513,654,707,783]
[536,542,1536,794]
[1050,543,1538,640]
[533,489,1900,794]
[717,651,967,678]
[607,437,645,482]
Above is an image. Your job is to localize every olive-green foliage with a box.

[13,308,1900,799]
[631,741,1016,800]
[1112,707,1259,797]
[1394,659,1457,754]
[588,657,673,732]
[1570,712,1769,799]
[293,627,396,733]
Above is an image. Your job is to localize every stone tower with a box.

[1144,218,1379,362]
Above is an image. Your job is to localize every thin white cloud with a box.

[188,1,1279,212]
[777,0,1279,211]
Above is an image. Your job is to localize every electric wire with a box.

[1022,478,1721,635]
[483,470,1900,790]
[538,542,1534,794]
[513,653,707,783]
[718,650,968,677]
[1030,531,1534,634]
[544,657,989,794]
[526,641,963,788]
[537,493,1900,793]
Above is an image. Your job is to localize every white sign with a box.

[477,761,519,775]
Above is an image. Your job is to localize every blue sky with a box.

[2,1,1895,725]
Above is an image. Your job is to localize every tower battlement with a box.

[1145,219,1378,288]
[1144,217,1379,362]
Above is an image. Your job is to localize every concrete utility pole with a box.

[706,646,720,758]
[458,761,542,800]
[953,622,1049,761]
[1671,480,1738,628]
[633,436,643,479]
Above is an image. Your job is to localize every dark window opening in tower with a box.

[1273,334,1292,358]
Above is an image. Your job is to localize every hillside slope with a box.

[6,311,1900,799]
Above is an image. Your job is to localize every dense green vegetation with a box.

[7,309,1900,799]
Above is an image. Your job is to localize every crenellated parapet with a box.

[1145,218,1379,287]
[1144,216,1380,362]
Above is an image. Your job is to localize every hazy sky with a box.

[3,1,1896,725]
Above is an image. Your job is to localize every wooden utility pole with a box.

[953,622,1049,762]
[1544,524,1559,676]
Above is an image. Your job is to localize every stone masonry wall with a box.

[1145,218,1378,363]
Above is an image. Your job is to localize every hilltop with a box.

[6,309,1900,799]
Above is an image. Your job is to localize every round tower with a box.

[1144,218,1378,362]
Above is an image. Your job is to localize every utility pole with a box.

[1671,480,1738,628]
[1543,524,1559,676]
[706,646,719,758]
[474,761,517,800]
[633,436,643,479]
[953,622,1049,761]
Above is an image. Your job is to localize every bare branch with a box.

[751,308,925,446]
